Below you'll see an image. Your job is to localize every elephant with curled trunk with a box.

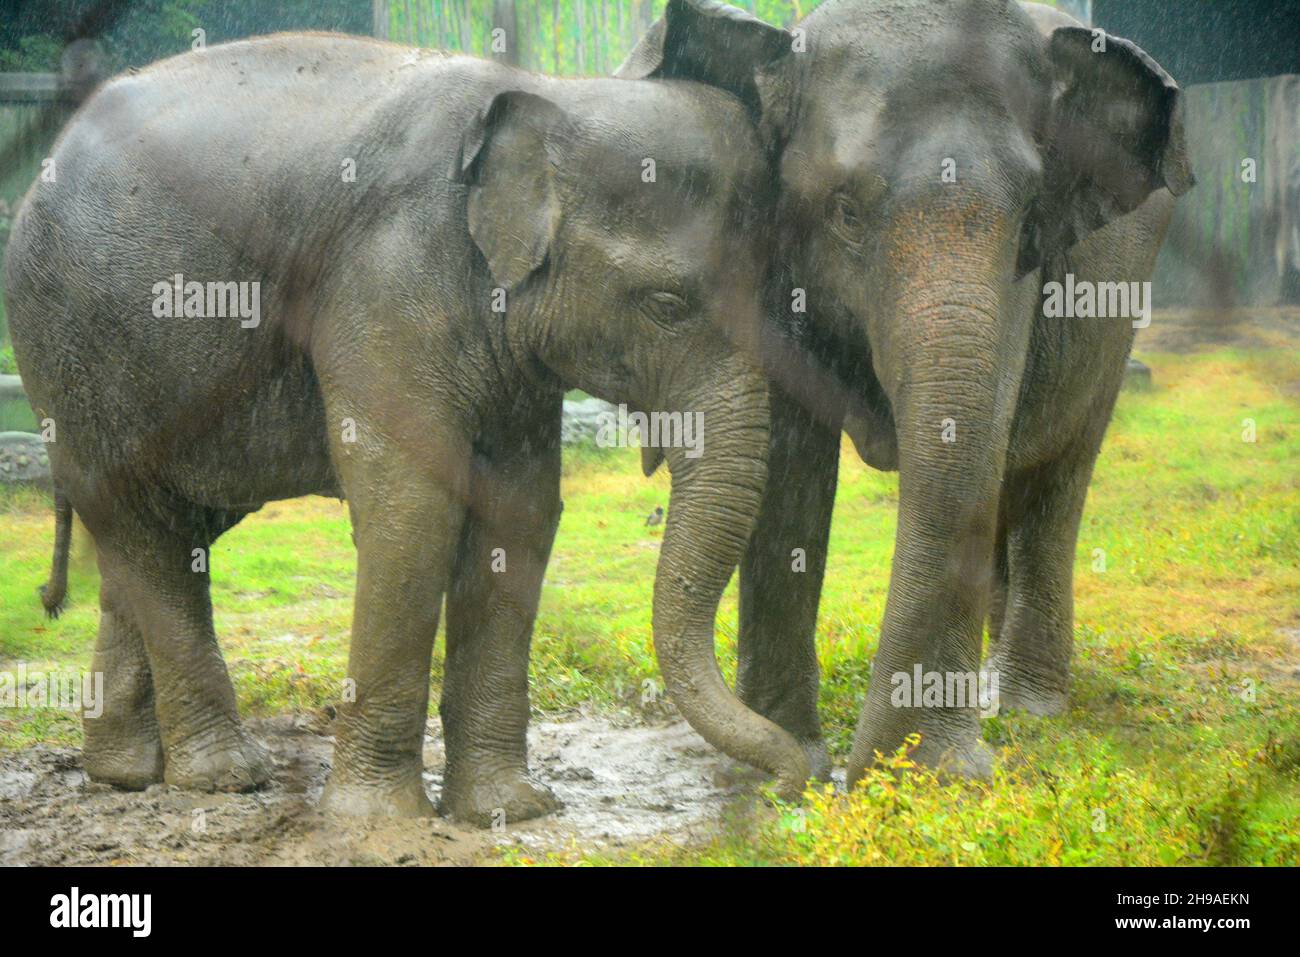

[619,0,1192,786]
[5,33,811,823]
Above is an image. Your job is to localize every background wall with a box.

[1154,74,1300,309]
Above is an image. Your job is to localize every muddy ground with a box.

[0,710,781,866]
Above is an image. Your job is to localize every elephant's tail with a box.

[39,491,73,618]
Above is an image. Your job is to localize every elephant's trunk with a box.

[652,369,810,800]
[847,202,1026,787]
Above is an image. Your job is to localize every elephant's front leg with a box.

[846,437,1003,788]
[846,515,997,786]
[439,398,563,827]
[320,424,470,818]
[984,441,1100,717]
[736,385,839,781]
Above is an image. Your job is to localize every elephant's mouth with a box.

[837,331,899,472]
[844,409,898,472]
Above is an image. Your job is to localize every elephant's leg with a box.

[846,475,1000,785]
[95,516,269,792]
[81,567,164,789]
[736,385,839,781]
[319,419,469,818]
[984,444,1098,716]
[985,499,1010,662]
[439,400,563,827]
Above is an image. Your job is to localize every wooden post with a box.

[492,0,521,66]
[576,0,587,74]
[373,0,389,39]
[553,0,562,73]
[635,0,655,34]
[598,0,608,73]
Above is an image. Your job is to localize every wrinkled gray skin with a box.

[619,0,1192,786]
[5,33,812,823]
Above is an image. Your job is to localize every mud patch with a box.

[0,711,768,866]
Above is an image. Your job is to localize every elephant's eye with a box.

[831,192,867,246]
[641,291,690,329]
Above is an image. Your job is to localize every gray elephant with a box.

[619,0,1192,786]
[5,32,811,823]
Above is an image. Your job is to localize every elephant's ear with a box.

[614,0,791,118]
[1018,27,1195,276]
[452,90,567,291]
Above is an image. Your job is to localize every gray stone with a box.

[1123,358,1154,391]
[562,396,618,447]
[0,432,52,487]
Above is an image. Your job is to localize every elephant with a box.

[618,0,1193,786]
[4,31,813,823]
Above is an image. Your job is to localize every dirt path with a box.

[0,711,769,866]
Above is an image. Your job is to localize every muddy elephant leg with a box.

[736,385,839,781]
[439,398,563,827]
[319,413,469,818]
[96,515,269,792]
[984,443,1099,716]
[81,567,164,789]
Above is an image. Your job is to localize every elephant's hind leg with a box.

[81,571,164,789]
[736,385,839,781]
[984,444,1098,717]
[439,400,563,827]
[981,499,1011,698]
[95,512,269,792]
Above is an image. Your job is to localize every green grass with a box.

[1,343,1297,865]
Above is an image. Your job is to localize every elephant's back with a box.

[5,34,494,361]
[3,34,487,503]
[26,34,466,262]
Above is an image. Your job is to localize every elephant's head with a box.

[452,81,809,797]
[620,0,1191,464]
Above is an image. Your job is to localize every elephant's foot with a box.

[992,684,1068,717]
[439,765,561,828]
[82,728,165,790]
[800,736,833,783]
[981,656,1069,717]
[163,724,270,793]
[931,737,995,780]
[320,774,435,818]
[847,712,993,789]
